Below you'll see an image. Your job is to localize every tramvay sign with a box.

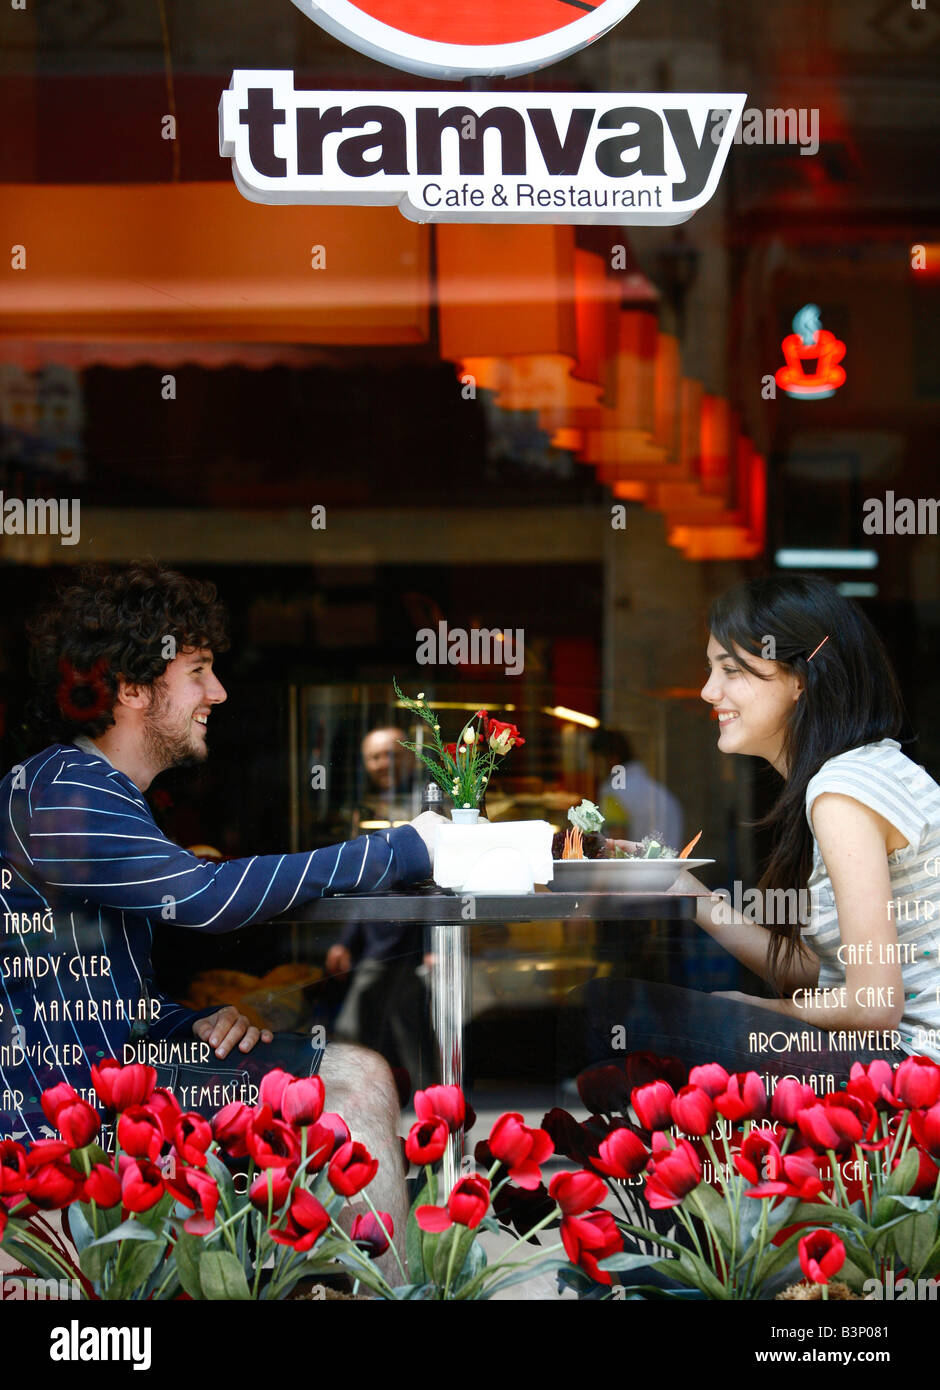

[219,80,746,226]
[219,2,745,224]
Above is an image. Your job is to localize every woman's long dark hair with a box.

[708,574,907,989]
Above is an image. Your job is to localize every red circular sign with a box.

[291,0,642,77]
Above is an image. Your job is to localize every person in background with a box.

[326,725,431,1090]
[591,728,684,849]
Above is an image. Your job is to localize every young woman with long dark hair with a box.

[583,573,940,1083]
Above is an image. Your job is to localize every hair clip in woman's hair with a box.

[806,635,829,662]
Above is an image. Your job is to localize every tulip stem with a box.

[324,1214,397,1298]
[362,1189,407,1284]
[455,1205,563,1300]
[825,1149,850,1210]
[853,1143,873,1219]
[10,1226,84,1293]
[442,1226,461,1299]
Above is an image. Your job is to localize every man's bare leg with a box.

[318,1041,408,1285]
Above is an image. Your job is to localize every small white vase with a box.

[450,807,481,825]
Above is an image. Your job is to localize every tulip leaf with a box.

[102,1236,168,1301]
[453,1237,487,1292]
[205,1149,237,1208]
[890,1210,938,1279]
[86,1218,159,1247]
[919,1234,940,1278]
[687,1181,734,1252]
[405,1176,436,1285]
[480,1258,569,1297]
[172,1230,206,1300]
[654,1252,728,1301]
[883,1148,920,1198]
[3,1236,82,1290]
[599,1252,674,1273]
[882,1194,939,1214]
[69,1143,108,1171]
[199,1249,253,1301]
[68,1203,97,1254]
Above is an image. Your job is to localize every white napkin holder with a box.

[433,820,554,895]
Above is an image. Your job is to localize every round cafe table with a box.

[280,887,698,1190]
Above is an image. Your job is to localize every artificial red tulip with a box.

[165,1165,219,1235]
[172,1114,213,1168]
[56,1098,101,1149]
[120,1159,164,1214]
[770,1078,817,1125]
[541,1108,597,1164]
[714,1071,767,1123]
[645,1139,702,1209]
[83,1163,122,1208]
[281,1076,325,1127]
[894,1056,940,1110]
[631,1080,676,1131]
[416,1175,490,1232]
[797,1093,876,1154]
[733,1130,782,1186]
[414,1084,465,1134]
[258,1068,295,1116]
[549,1169,607,1215]
[269,1188,331,1252]
[117,1106,164,1163]
[148,1087,183,1141]
[25,1160,83,1209]
[688,1063,729,1098]
[895,1147,940,1197]
[90,1058,156,1111]
[589,1127,649,1181]
[351,1211,394,1258]
[249,1167,293,1213]
[328,1141,378,1197]
[40,1082,80,1127]
[798,1229,845,1285]
[245,1105,301,1170]
[405,1117,448,1166]
[671,1085,715,1137]
[577,1064,630,1116]
[24,1139,70,1168]
[560,1210,622,1286]
[846,1060,894,1109]
[910,1102,940,1161]
[488,1114,553,1190]
[0,1141,27,1196]
[211,1101,252,1157]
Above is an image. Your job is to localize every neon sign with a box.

[775,304,846,400]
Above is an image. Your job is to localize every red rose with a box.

[488,1114,553,1190]
[172,1114,213,1168]
[589,1128,649,1181]
[91,1058,156,1111]
[416,1175,490,1232]
[560,1210,622,1286]
[83,1163,122,1208]
[770,1078,817,1125]
[212,1101,253,1157]
[798,1229,845,1285]
[549,1170,607,1215]
[120,1158,165,1214]
[414,1084,465,1134]
[246,1105,301,1170]
[631,1080,676,1131]
[671,1085,715,1137]
[269,1188,331,1252]
[0,1141,27,1196]
[405,1117,448,1167]
[56,1098,101,1150]
[894,1056,940,1110]
[117,1106,164,1163]
[328,1141,379,1197]
[351,1211,394,1258]
[645,1139,702,1209]
[281,1076,325,1128]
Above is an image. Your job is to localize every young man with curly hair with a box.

[0,561,443,1258]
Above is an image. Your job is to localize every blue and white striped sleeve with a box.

[28,768,431,934]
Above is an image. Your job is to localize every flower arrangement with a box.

[540,1052,940,1300]
[0,1065,607,1301]
[392,678,524,811]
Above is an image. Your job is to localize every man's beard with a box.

[143,681,206,772]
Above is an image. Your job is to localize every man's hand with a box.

[193,1006,273,1059]
[409,810,447,859]
[326,943,352,976]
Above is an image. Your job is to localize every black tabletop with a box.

[276,887,698,924]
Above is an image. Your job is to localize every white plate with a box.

[548,857,713,893]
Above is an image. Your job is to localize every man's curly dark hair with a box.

[26,560,230,742]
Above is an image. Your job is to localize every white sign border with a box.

[290,0,645,79]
